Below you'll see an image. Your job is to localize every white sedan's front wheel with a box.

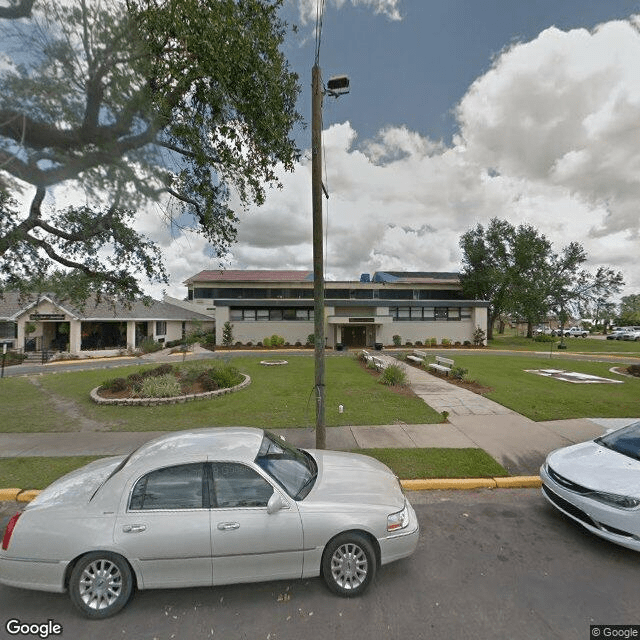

[69,552,133,618]
[322,533,376,597]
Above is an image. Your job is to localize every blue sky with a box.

[282,1,639,144]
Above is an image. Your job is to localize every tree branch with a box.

[0,0,35,19]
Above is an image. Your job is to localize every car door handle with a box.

[217,522,240,531]
[122,524,147,533]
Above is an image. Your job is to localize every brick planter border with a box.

[90,374,251,406]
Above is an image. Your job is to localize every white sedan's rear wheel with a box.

[322,533,376,597]
[69,552,133,618]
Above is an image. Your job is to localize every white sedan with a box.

[0,428,419,618]
[541,421,640,552]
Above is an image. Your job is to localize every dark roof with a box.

[0,292,213,322]
[186,270,313,284]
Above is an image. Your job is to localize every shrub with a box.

[450,366,468,381]
[263,337,271,348]
[627,364,640,378]
[222,321,234,347]
[534,334,556,343]
[140,374,182,398]
[245,341,253,347]
[463,340,471,346]
[126,373,144,391]
[306,334,315,346]
[139,337,163,354]
[415,340,423,346]
[429,337,437,347]
[392,334,402,347]
[270,334,285,348]
[209,364,243,389]
[454,341,461,346]
[195,370,219,392]
[404,341,413,347]
[294,341,302,347]
[147,363,174,378]
[379,364,407,386]
[102,377,130,392]
[473,326,486,346]
[441,338,451,347]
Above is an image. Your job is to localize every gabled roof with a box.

[0,291,213,322]
[185,270,314,284]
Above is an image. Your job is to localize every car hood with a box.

[546,441,640,496]
[304,450,405,509]
[27,456,126,509]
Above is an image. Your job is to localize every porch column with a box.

[69,320,82,355]
[126,321,136,350]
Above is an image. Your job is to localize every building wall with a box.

[216,303,488,347]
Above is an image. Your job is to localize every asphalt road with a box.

[1,489,638,640]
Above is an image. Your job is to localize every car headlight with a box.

[387,502,410,532]
[588,490,640,510]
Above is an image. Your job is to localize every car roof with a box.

[124,427,266,470]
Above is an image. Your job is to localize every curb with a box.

[0,477,542,503]
[400,476,542,491]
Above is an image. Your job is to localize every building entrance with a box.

[341,326,367,347]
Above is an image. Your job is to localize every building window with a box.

[0,322,16,339]
[155,321,167,336]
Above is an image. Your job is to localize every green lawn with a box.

[0,356,443,433]
[487,334,640,354]
[449,354,640,421]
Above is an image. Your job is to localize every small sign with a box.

[29,314,66,321]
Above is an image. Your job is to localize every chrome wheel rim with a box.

[330,542,368,590]
[78,559,123,610]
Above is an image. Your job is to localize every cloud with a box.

[457,17,640,244]
[294,0,401,25]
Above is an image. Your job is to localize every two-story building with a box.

[185,270,488,348]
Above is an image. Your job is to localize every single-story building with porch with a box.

[0,292,214,358]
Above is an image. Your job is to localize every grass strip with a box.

[0,447,508,490]
[355,448,508,479]
[0,456,104,490]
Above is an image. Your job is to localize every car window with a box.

[129,463,205,510]
[211,462,274,508]
[255,431,317,500]
[596,421,640,461]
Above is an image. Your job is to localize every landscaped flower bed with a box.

[91,363,250,405]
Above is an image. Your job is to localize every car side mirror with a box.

[267,492,284,514]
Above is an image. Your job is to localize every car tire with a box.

[322,533,376,597]
[69,552,133,618]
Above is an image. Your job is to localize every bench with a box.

[360,350,387,372]
[406,349,428,364]
[428,356,454,375]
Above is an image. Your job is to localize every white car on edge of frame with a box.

[541,421,640,551]
[0,428,419,618]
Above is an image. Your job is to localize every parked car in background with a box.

[607,327,633,340]
[622,327,640,341]
[1,428,419,618]
[557,327,589,338]
[541,421,640,553]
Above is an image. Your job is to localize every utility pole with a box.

[311,63,326,450]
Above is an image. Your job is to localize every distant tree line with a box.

[458,218,624,339]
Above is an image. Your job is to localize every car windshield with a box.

[595,421,640,461]
[255,431,317,500]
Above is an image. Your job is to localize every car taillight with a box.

[2,513,21,550]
